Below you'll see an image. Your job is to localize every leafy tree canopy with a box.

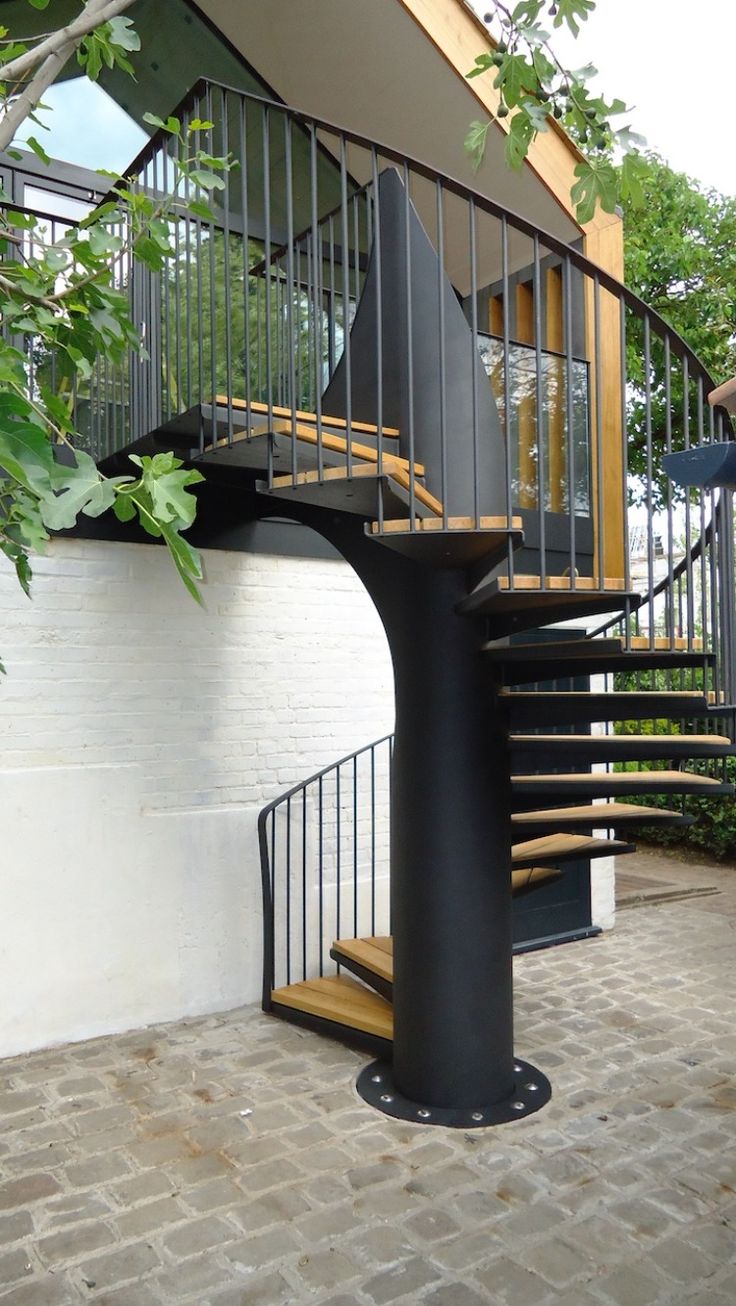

[466,0,647,222]
[0,1,233,672]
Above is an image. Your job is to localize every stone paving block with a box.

[36,1220,116,1267]
[79,1241,161,1292]
[62,1155,133,1190]
[0,1174,61,1211]
[225,1226,299,1271]
[0,1275,76,1304]
[523,1237,594,1288]
[205,1274,294,1306]
[295,1247,363,1293]
[0,1210,33,1245]
[363,1254,440,1303]
[115,1194,188,1238]
[0,1247,33,1286]
[404,1207,460,1242]
[648,1236,717,1284]
[423,1284,491,1306]
[594,1264,665,1306]
[163,1214,236,1259]
[473,1256,552,1304]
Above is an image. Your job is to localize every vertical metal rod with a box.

[682,356,695,648]
[533,234,546,584]
[436,180,448,527]
[302,786,307,981]
[501,216,514,585]
[593,274,605,590]
[284,112,297,479]
[403,160,416,525]
[664,334,675,643]
[285,796,291,986]
[340,137,353,476]
[371,148,384,526]
[643,315,654,646]
[335,765,341,946]
[206,87,217,452]
[221,88,233,445]
[353,754,358,938]
[468,198,480,528]
[239,95,252,421]
[262,105,274,482]
[370,744,376,938]
[563,255,577,584]
[270,809,276,990]
[309,125,324,477]
[619,298,631,641]
[318,775,324,977]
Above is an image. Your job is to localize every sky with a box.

[17,77,146,175]
[474,0,736,196]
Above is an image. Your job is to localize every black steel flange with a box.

[356,1057,551,1128]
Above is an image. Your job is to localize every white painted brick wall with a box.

[0,536,395,1057]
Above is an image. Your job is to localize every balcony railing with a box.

[2,81,735,703]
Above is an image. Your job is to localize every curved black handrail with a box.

[258,734,393,1008]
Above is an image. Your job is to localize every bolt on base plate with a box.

[356,1057,551,1127]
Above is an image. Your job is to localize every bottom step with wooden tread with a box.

[271,975,393,1042]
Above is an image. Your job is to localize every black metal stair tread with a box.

[511,833,635,867]
[501,690,712,725]
[511,803,696,833]
[512,770,733,798]
[491,650,714,684]
[459,574,636,620]
[366,517,524,567]
[510,734,734,762]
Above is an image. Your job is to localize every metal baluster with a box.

[370,743,376,938]
[221,88,233,445]
[239,96,252,422]
[502,216,513,586]
[436,180,448,527]
[302,786,307,981]
[619,296,631,645]
[533,235,546,584]
[682,356,695,649]
[643,315,654,647]
[593,275,605,592]
[353,754,358,938]
[309,125,324,477]
[340,138,353,477]
[284,112,297,478]
[285,796,291,986]
[371,148,384,524]
[564,255,576,586]
[403,160,415,525]
[469,198,480,529]
[318,774,324,977]
[261,104,273,482]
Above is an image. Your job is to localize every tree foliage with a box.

[0,2,234,670]
[466,0,647,223]
[619,153,736,503]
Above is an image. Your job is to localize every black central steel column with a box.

[387,567,514,1107]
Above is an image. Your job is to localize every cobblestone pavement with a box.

[2,849,735,1305]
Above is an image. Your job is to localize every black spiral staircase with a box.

[23,80,735,1127]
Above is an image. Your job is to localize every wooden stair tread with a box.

[512,833,633,864]
[511,803,693,826]
[332,937,394,982]
[502,690,706,699]
[243,420,424,475]
[629,636,704,651]
[270,975,393,1040]
[370,515,522,534]
[512,735,730,746]
[513,770,726,787]
[497,575,627,593]
[216,395,400,438]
